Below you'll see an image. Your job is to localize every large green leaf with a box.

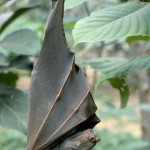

[86,55,150,83]
[84,55,150,107]
[0,29,40,56]
[65,0,87,10]
[73,2,150,45]
[0,5,39,34]
[0,84,27,134]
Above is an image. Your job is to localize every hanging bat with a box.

[27,0,100,149]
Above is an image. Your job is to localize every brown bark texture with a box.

[51,129,100,150]
[139,71,150,141]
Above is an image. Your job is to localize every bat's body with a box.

[27,0,100,149]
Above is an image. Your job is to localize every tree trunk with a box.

[139,71,150,141]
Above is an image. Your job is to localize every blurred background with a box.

[0,0,150,150]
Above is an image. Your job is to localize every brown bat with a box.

[27,0,100,150]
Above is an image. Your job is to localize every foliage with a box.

[0,5,39,34]
[0,29,40,55]
[65,0,88,10]
[86,56,150,81]
[73,0,150,107]
[0,84,27,134]
[0,72,18,87]
[94,129,150,150]
[81,55,150,107]
[73,2,150,45]
[0,128,26,150]
[0,0,150,149]
[0,3,39,132]
[127,35,150,44]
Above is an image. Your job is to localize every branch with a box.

[51,129,100,150]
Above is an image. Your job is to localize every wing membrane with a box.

[27,0,100,150]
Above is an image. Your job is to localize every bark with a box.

[139,71,150,141]
[50,129,100,150]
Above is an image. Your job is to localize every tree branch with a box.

[51,129,100,150]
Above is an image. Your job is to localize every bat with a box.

[27,0,100,149]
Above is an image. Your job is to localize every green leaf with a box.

[87,57,128,80]
[0,72,18,87]
[65,0,87,10]
[126,35,150,44]
[0,84,27,134]
[0,54,9,67]
[64,20,77,29]
[109,78,130,108]
[0,129,26,150]
[73,2,150,45]
[0,5,39,34]
[0,29,40,56]
[84,55,150,107]
[86,55,150,81]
